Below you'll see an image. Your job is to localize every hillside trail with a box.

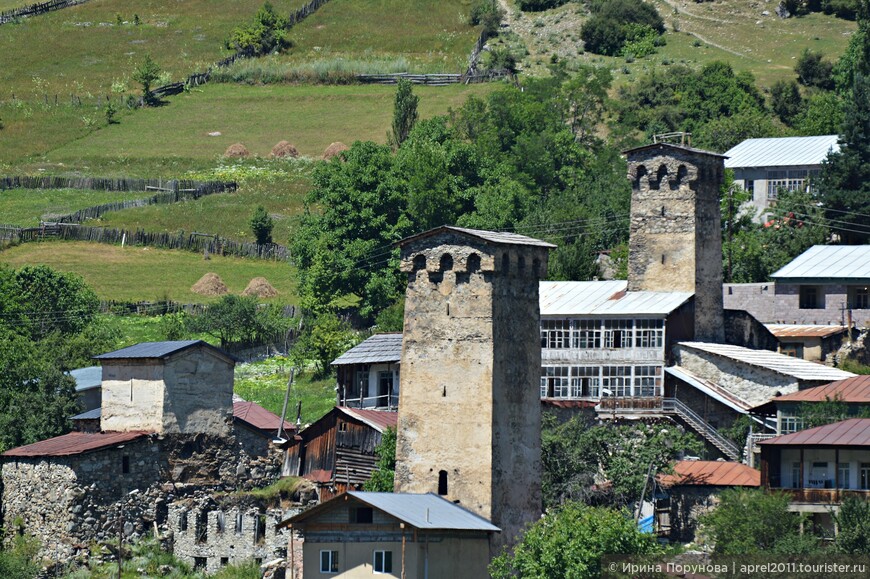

[659,0,750,59]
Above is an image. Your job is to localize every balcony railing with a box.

[598,396,664,412]
[773,488,870,504]
[343,394,398,410]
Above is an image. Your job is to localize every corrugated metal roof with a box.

[70,366,101,392]
[678,342,856,382]
[71,408,101,421]
[767,375,870,404]
[233,401,293,433]
[540,281,692,316]
[1,431,151,458]
[771,245,870,281]
[766,324,849,338]
[347,492,500,531]
[332,333,403,366]
[760,418,870,446]
[94,340,236,361]
[399,225,556,249]
[665,367,752,412]
[723,135,839,168]
[338,407,398,432]
[658,461,760,487]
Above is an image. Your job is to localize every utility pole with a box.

[727,184,734,283]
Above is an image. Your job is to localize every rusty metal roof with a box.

[332,333,402,366]
[658,461,760,487]
[233,401,293,433]
[399,225,556,249]
[766,324,849,339]
[94,340,237,362]
[759,418,870,447]
[677,342,855,382]
[1,431,152,458]
[768,375,870,404]
[338,407,397,432]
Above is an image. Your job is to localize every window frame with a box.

[320,550,339,574]
[373,550,393,574]
[799,285,823,310]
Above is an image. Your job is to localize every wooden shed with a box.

[282,407,397,502]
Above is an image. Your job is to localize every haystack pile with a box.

[224,143,250,158]
[271,140,299,158]
[242,277,278,298]
[322,141,349,160]
[191,273,229,296]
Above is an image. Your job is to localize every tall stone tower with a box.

[625,143,726,342]
[394,226,554,550]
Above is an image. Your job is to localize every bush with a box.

[226,2,290,56]
[581,0,665,56]
[518,0,568,11]
[250,205,274,245]
[795,48,835,89]
[469,0,505,36]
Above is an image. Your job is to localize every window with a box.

[850,286,870,309]
[780,343,804,358]
[634,366,662,397]
[767,169,808,200]
[320,550,339,574]
[540,366,570,398]
[351,507,373,524]
[179,511,188,532]
[220,557,229,567]
[603,320,632,349]
[541,320,571,349]
[799,286,823,309]
[861,463,870,490]
[216,512,225,534]
[634,319,663,348]
[254,515,266,545]
[121,455,130,474]
[234,513,243,534]
[378,372,393,403]
[194,557,207,571]
[602,366,632,397]
[791,462,801,489]
[352,368,368,399]
[576,320,601,348]
[572,366,600,398]
[438,470,448,496]
[373,551,393,574]
[780,415,804,434]
[839,463,851,489]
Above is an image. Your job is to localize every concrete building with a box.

[759,418,870,531]
[279,492,497,579]
[723,135,839,218]
[332,333,401,409]
[765,324,850,362]
[394,226,553,551]
[724,245,870,328]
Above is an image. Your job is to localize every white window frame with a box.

[541,319,571,349]
[860,463,870,490]
[634,365,661,397]
[838,462,851,490]
[575,319,601,348]
[540,366,570,398]
[634,319,663,349]
[320,550,338,574]
[602,366,632,397]
[780,415,804,435]
[373,550,393,574]
[603,320,632,349]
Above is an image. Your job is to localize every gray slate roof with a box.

[94,340,236,361]
[70,366,102,392]
[400,225,557,249]
[71,408,101,421]
[540,281,692,316]
[677,342,855,382]
[724,135,839,168]
[332,333,403,366]
[771,245,870,281]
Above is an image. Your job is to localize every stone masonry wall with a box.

[724,282,870,327]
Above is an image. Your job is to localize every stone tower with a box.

[394,226,554,550]
[625,143,726,342]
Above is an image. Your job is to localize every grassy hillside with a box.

[0,188,146,226]
[0,241,297,302]
[503,1,855,88]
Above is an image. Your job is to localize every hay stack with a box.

[191,273,229,296]
[322,141,349,160]
[224,143,250,158]
[271,140,299,159]
[242,277,279,298]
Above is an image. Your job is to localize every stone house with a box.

[1,340,287,569]
[282,406,397,502]
[765,324,850,362]
[759,418,870,532]
[332,333,401,410]
[724,245,870,328]
[656,460,760,542]
[279,491,497,579]
[723,134,838,218]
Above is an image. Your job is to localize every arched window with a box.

[440,253,453,271]
[517,255,526,273]
[502,253,510,274]
[438,470,448,496]
[635,165,647,189]
[654,165,668,190]
[413,254,427,271]
[467,253,481,273]
[532,258,541,277]
[676,164,688,188]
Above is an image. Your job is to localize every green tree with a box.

[795,48,835,89]
[699,488,816,554]
[374,299,405,332]
[226,2,290,56]
[770,80,805,125]
[132,55,161,105]
[250,205,274,245]
[364,427,396,492]
[580,0,665,57]
[192,295,287,347]
[794,91,845,135]
[291,313,358,377]
[834,495,870,553]
[388,78,419,148]
[489,501,662,579]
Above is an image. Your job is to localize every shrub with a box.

[795,48,835,89]
[250,205,274,245]
[469,0,505,36]
[226,2,290,56]
[581,0,666,56]
[518,0,568,11]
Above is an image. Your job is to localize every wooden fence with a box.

[0,0,89,25]
[0,175,234,193]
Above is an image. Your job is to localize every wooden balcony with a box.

[598,396,664,413]
[773,488,870,504]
